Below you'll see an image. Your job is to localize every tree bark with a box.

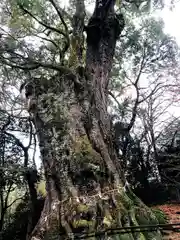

[25,1,162,239]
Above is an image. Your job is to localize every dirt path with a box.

[154,204,180,240]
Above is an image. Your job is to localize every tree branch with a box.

[48,0,70,56]
[138,82,163,104]
[5,131,27,152]
[4,130,30,166]
[48,0,69,34]
[71,0,86,64]
[127,43,147,131]
[4,182,14,214]
[127,89,139,131]
[0,55,75,76]
[33,34,59,49]
[7,196,24,209]
[108,91,122,110]
[18,4,66,37]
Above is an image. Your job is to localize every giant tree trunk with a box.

[26,1,162,239]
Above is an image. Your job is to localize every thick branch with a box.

[0,55,74,76]
[93,0,116,18]
[127,90,139,131]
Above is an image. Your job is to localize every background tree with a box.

[0,52,40,235]
[0,112,25,231]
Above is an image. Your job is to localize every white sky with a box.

[157,3,180,117]
[149,2,180,117]
[158,1,180,44]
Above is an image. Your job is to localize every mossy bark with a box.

[27,71,162,240]
[26,1,163,239]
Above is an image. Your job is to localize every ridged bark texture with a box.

[25,0,163,239]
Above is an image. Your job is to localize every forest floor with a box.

[153,204,180,240]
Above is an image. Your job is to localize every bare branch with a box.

[138,82,163,104]
[7,197,24,208]
[32,132,37,168]
[127,91,139,131]
[5,131,26,152]
[4,182,14,210]
[33,34,59,49]
[108,91,122,110]
[4,130,30,168]
[127,43,147,131]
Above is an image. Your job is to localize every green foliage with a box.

[9,0,33,31]
[0,198,29,240]
[1,196,44,240]
[11,0,46,15]
[16,0,33,8]
[124,16,177,73]
[73,135,101,165]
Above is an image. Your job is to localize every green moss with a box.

[118,234,134,240]
[72,219,94,228]
[68,35,84,68]
[129,209,146,240]
[135,208,151,225]
[38,188,163,240]
[74,135,93,154]
[76,204,89,213]
[36,180,46,197]
[116,191,133,210]
[151,208,169,225]
[103,214,113,227]
[73,135,102,165]
[135,208,161,240]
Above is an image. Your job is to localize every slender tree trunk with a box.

[26,1,162,239]
[26,169,40,240]
[0,210,5,232]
